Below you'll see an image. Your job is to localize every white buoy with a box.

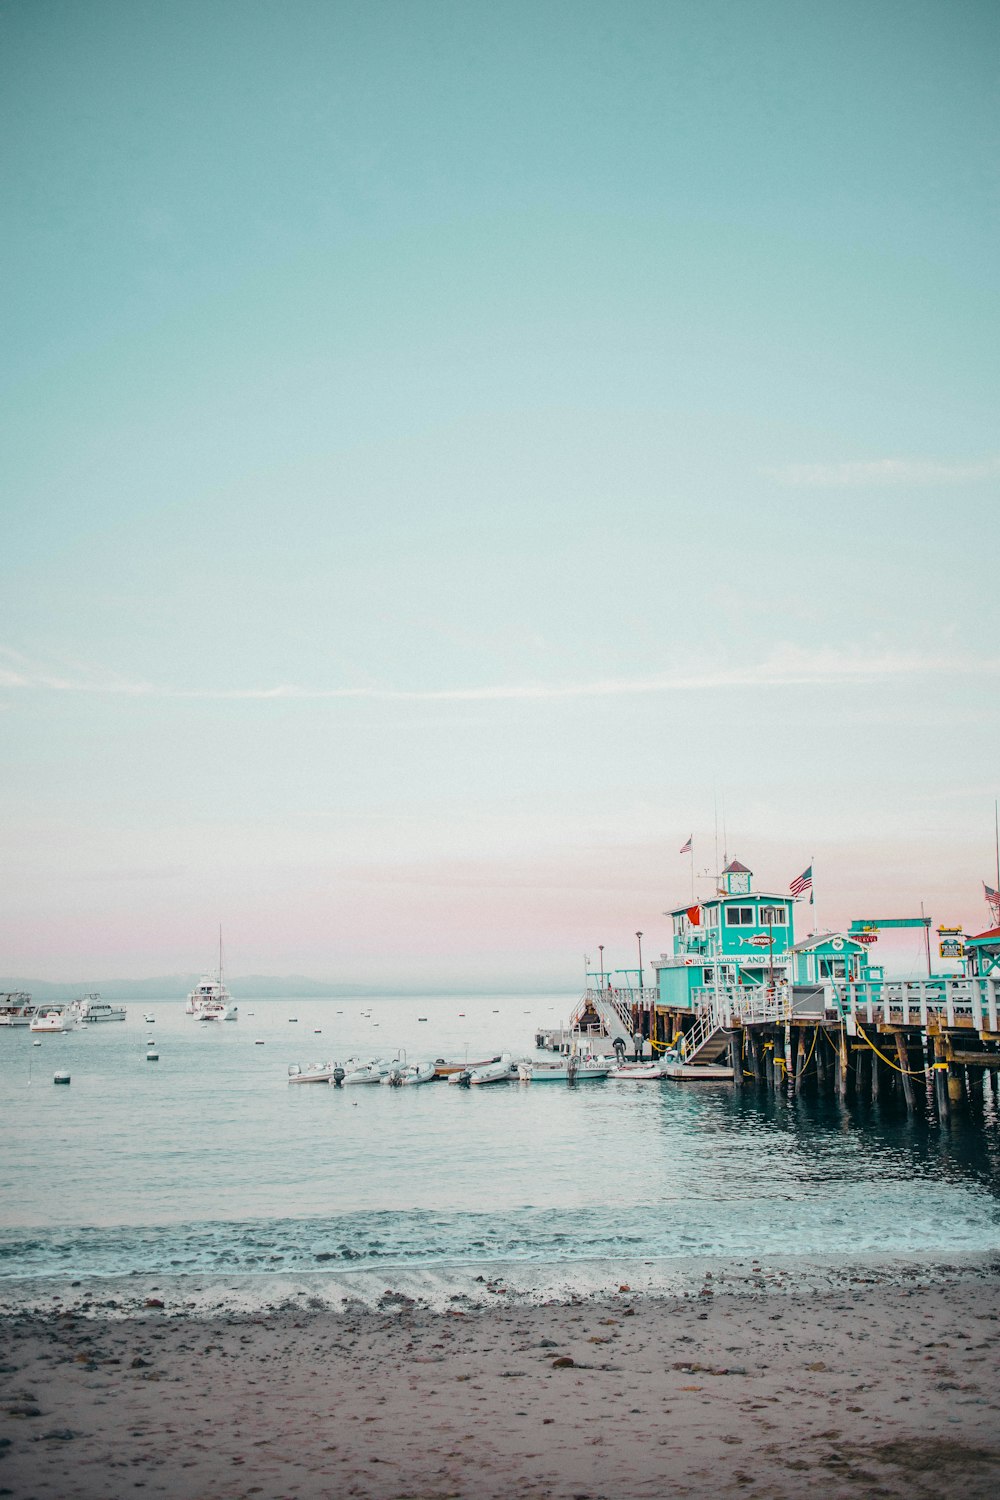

[33,1040,41,1048]
[254,1039,265,1045]
[145,1051,159,1062]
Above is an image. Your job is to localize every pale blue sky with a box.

[2,0,998,983]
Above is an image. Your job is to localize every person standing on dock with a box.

[633,1028,643,1061]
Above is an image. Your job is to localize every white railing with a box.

[686,976,1000,1036]
[570,986,658,1041]
[841,976,1000,1032]
[691,983,791,1027]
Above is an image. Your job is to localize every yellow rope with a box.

[851,1027,933,1078]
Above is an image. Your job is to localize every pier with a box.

[568,974,1000,1114]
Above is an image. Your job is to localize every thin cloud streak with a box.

[766,456,1000,488]
[2,645,997,703]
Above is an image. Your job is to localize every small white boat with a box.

[458,1054,512,1086]
[382,1060,436,1087]
[288,1062,337,1085]
[76,994,127,1023]
[341,1058,390,1086]
[518,1056,611,1082]
[30,1005,81,1034]
[144,1014,156,1024]
[608,1059,668,1080]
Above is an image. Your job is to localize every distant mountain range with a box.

[0,975,572,1001]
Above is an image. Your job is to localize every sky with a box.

[2,0,998,986]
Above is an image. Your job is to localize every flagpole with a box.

[690,842,695,903]
[810,853,816,935]
[994,799,999,899]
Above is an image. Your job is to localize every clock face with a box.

[729,872,750,895]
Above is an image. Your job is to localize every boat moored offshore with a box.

[76,994,127,1023]
[186,930,237,1021]
[30,1004,81,1034]
[0,993,37,1028]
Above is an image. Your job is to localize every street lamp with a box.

[636,931,644,991]
[598,944,605,989]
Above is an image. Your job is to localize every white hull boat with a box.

[608,1060,668,1080]
[341,1059,390,1086]
[0,994,37,1028]
[463,1054,513,1086]
[186,929,237,1021]
[382,1060,436,1086]
[518,1056,611,1082]
[30,1005,81,1034]
[76,994,127,1023]
[288,1062,337,1084]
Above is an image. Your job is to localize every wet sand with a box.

[2,1269,1000,1498]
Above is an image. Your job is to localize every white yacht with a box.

[186,930,238,1021]
[30,1004,81,1034]
[76,994,127,1023]
[0,993,38,1027]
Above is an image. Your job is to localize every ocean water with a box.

[2,993,1000,1307]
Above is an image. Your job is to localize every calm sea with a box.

[2,994,999,1307]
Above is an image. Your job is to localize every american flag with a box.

[679,834,692,854]
[789,865,813,898]
[986,882,1000,911]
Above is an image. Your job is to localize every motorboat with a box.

[76,994,127,1023]
[517,1055,612,1082]
[435,1056,501,1079]
[288,1062,337,1085]
[382,1060,436,1086]
[454,1054,512,1086]
[0,993,37,1027]
[341,1058,390,1086]
[30,1005,81,1034]
[608,1059,669,1080]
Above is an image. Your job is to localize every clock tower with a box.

[722,859,752,896]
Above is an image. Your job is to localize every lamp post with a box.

[636,931,644,992]
[598,944,605,989]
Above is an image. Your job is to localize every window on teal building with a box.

[759,906,787,925]
[725,907,754,926]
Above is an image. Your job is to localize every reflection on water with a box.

[1,994,999,1282]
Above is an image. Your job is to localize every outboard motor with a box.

[567,1055,579,1082]
[332,1066,346,1087]
[456,1069,472,1088]
[388,1067,404,1087]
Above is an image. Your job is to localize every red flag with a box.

[686,905,701,926]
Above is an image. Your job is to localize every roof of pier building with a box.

[790,931,867,952]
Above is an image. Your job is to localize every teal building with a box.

[654,861,794,1011]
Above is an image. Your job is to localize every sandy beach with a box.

[2,1264,1000,1499]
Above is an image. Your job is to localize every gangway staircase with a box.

[571,987,638,1048]
[679,1008,731,1065]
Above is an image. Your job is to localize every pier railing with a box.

[690,977,1000,1035]
[835,977,1000,1033]
[571,987,659,1040]
[691,984,792,1027]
